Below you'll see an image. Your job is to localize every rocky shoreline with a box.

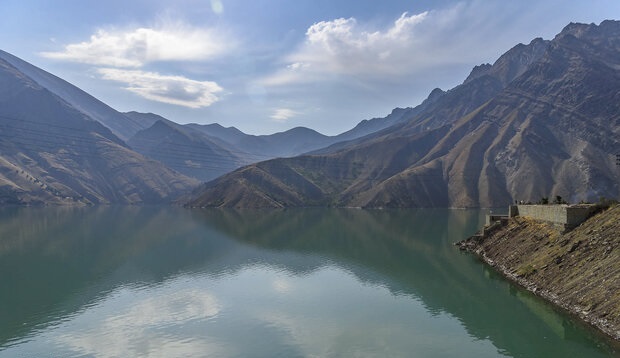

[457,205,620,342]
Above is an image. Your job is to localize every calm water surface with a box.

[0,206,617,357]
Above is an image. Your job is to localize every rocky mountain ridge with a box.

[186,20,620,208]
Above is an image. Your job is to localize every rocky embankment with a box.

[457,204,620,341]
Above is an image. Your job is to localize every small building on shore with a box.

[508,204,598,230]
[476,204,602,241]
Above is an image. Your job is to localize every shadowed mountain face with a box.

[128,117,246,182]
[0,57,198,205]
[0,51,149,142]
[189,124,334,159]
[127,109,421,183]
[186,21,620,208]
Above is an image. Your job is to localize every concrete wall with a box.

[516,204,597,228]
[517,205,569,224]
[565,206,598,227]
[486,214,507,226]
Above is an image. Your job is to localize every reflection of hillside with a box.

[198,208,616,356]
[0,207,614,356]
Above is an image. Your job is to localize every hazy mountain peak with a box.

[274,126,324,136]
[488,37,549,86]
[463,64,492,84]
[463,37,549,87]
[557,20,620,41]
[425,88,446,103]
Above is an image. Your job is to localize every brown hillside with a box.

[186,20,620,209]
[459,204,620,340]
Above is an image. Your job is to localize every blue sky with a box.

[2,0,620,135]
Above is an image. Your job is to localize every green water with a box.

[0,206,617,357]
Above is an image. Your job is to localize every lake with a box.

[0,206,617,357]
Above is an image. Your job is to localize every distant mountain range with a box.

[1,21,619,207]
[0,47,409,204]
[186,20,620,208]
[124,111,406,182]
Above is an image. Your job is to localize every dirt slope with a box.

[458,204,620,340]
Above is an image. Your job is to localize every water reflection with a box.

[198,208,619,356]
[0,207,617,357]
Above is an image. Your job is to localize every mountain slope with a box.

[128,118,246,182]
[0,50,148,141]
[0,55,198,205]
[186,21,620,208]
[189,123,333,158]
[311,37,550,157]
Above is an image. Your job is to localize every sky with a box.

[2,1,620,135]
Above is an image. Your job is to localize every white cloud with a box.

[98,68,223,108]
[304,11,427,52]
[56,287,225,358]
[41,24,231,67]
[260,1,550,87]
[270,108,299,122]
[40,21,230,109]
[261,11,431,86]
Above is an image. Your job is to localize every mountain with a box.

[127,116,246,182]
[0,54,198,205]
[0,50,149,141]
[186,20,620,208]
[332,106,420,143]
[187,107,422,160]
[189,123,332,158]
[186,122,247,146]
[129,111,386,183]
[122,111,163,130]
[125,109,416,182]
[309,38,550,157]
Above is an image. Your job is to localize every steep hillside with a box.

[361,20,620,208]
[186,21,620,208]
[128,119,246,182]
[185,127,451,208]
[457,204,620,341]
[0,50,148,141]
[0,56,198,205]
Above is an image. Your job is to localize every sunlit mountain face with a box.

[187,21,620,209]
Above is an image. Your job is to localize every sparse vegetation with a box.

[530,195,569,205]
[516,264,537,277]
[458,204,620,341]
[553,195,567,204]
